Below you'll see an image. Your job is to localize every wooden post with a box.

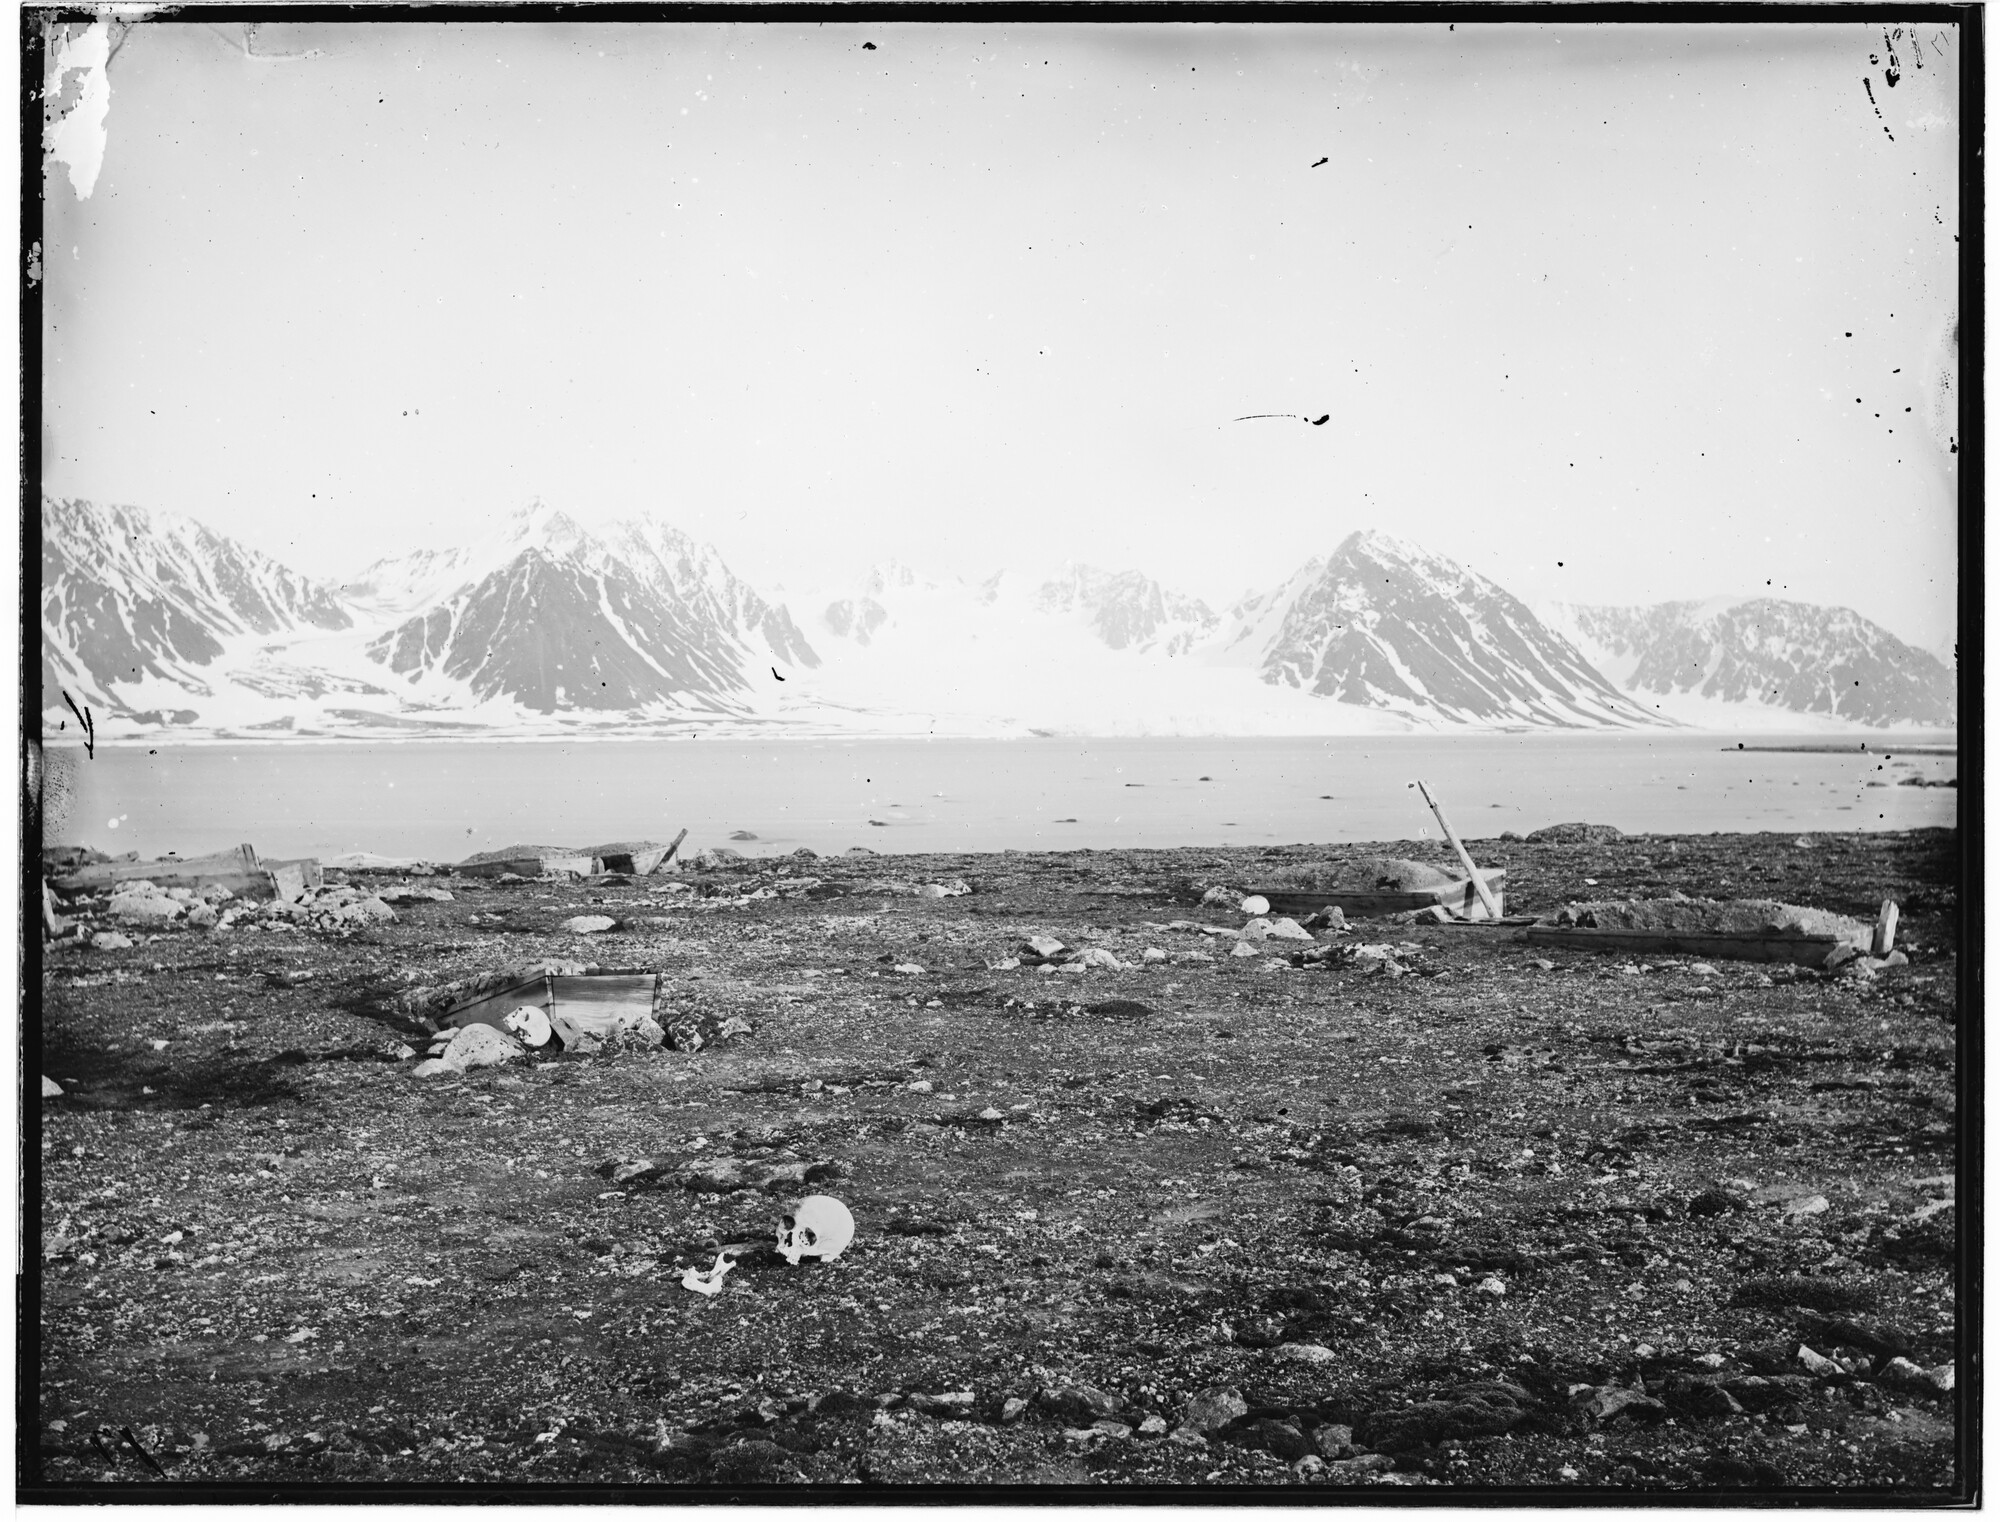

[1872,900,1899,957]
[1415,779,1503,921]
[657,827,689,871]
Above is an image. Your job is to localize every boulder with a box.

[109,890,182,922]
[1526,822,1624,844]
[1177,1386,1248,1436]
[436,1023,525,1072]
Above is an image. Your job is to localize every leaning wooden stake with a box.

[657,827,690,872]
[1415,779,1503,921]
[1872,899,1899,957]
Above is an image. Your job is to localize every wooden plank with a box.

[1872,900,1899,957]
[457,852,596,879]
[444,976,553,1032]
[1416,780,1503,920]
[1521,925,1855,967]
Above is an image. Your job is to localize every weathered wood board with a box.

[1518,925,1862,968]
[457,852,597,879]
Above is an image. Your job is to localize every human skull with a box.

[500,1006,552,1048]
[776,1195,855,1265]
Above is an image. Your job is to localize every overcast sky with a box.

[41,19,1961,654]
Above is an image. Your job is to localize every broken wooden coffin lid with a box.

[49,842,321,903]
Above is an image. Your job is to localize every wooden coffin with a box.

[443,970,661,1039]
[1248,869,1507,921]
[583,840,672,876]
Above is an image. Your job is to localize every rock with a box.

[1580,1385,1667,1423]
[1177,1386,1248,1436]
[1270,1342,1340,1365]
[1076,947,1123,969]
[1326,1453,1396,1477]
[109,891,182,922]
[919,880,971,898]
[560,915,617,934]
[1136,1414,1167,1437]
[729,831,759,841]
[1229,1417,1315,1462]
[1878,1356,1952,1393]
[1476,1276,1507,1297]
[89,930,134,950]
[436,1023,525,1072]
[352,896,397,922]
[1293,1454,1325,1477]
[41,1076,63,1097]
[1750,1182,1829,1218]
[1022,935,1068,961]
[1230,941,1261,959]
[1265,917,1315,941]
[1090,1419,1133,1439]
[1141,948,1167,963]
[891,963,927,976]
[1796,1345,1841,1376]
[185,902,218,928]
[411,1058,451,1078]
[1039,1385,1119,1425]
[1199,886,1238,908]
[1526,822,1624,843]
[1240,895,1271,916]
[1000,1396,1028,1423]
[1689,962,1720,976]
[1312,1423,1356,1459]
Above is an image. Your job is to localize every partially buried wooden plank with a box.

[1520,926,1854,967]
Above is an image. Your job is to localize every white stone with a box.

[41,1076,63,1097]
[1271,1342,1340,1365]
[438,1023,525,1071]
[1240,896,1271,916]
[560,914,615,934]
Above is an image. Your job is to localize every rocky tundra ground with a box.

[30,827,1963,1495]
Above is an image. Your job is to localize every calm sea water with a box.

[49,734,1957,865]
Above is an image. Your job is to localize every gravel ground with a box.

[29,827,1965,1499]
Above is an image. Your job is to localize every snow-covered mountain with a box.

[1032,564,1218,657]
[1541,596,1957,730]
[41,496,354,724]
[1211,530,1668,729]
[357,504,816,714]
[39,496,1949,740]
[40,497,817,738]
